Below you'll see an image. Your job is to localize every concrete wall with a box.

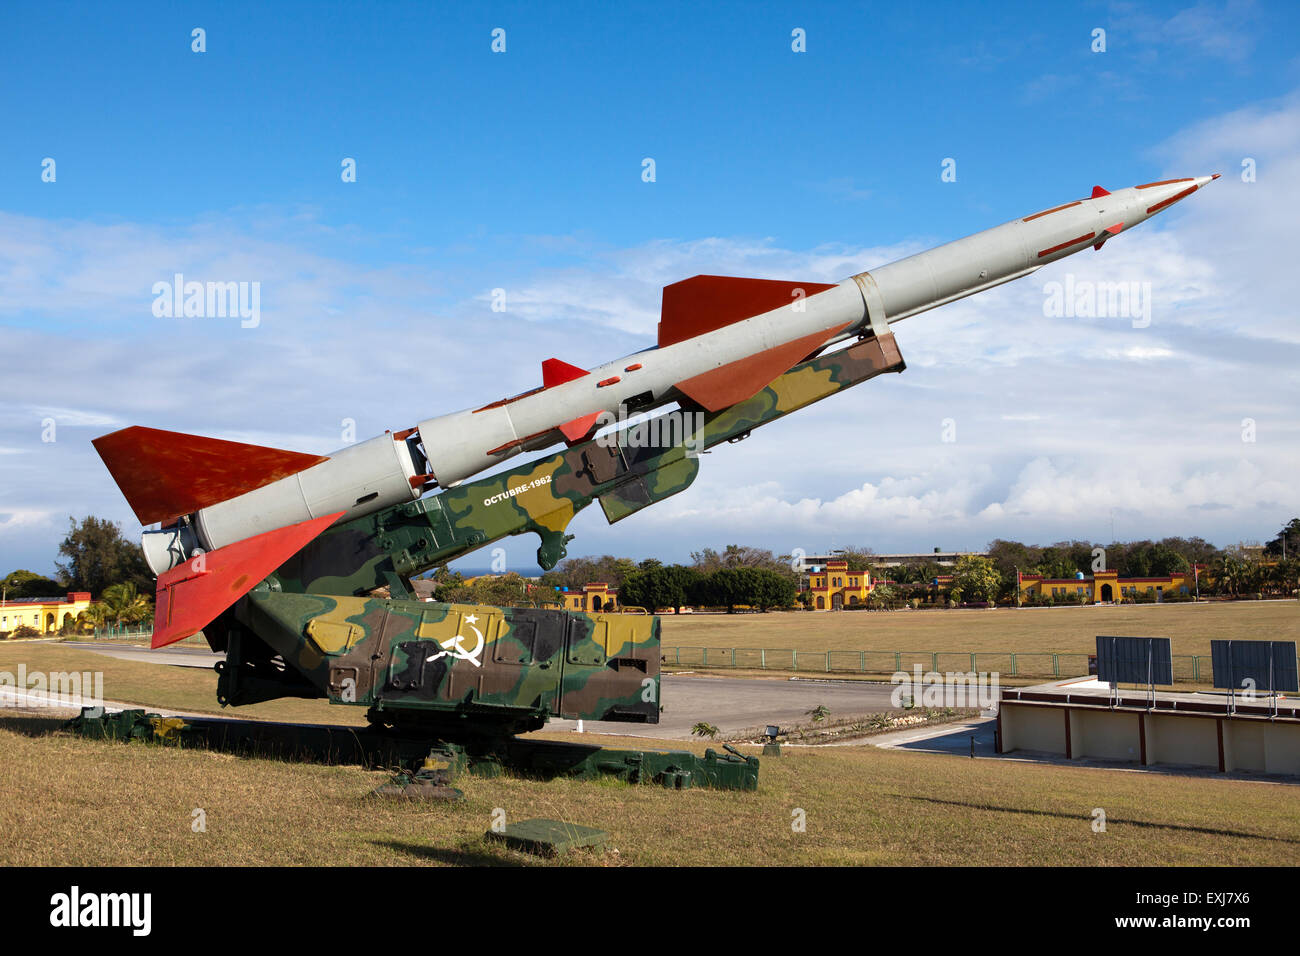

[1146,713,1219,769]
[1071,709,1141,763]
[999,701,1300,777]
[998,702,1067,754]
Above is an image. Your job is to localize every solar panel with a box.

[1096,636,1173,686]
[1210,640,1299,693]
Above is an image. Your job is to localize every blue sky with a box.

[2,0,1299,576]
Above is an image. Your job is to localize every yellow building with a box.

[0,592,94,634]
[1018,568,1203,604]
[559,582,618,613]
[807,560,874,610]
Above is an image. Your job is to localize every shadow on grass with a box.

[0,714,70,737]
[898,794,1300,843]
[369,839,526,867]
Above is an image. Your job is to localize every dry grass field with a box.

[660,600,1300,658]
[2,714,1298,866]
[0,641,359,725]
[2,635,1298,866]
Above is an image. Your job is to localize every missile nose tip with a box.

[1196,174,1220,187]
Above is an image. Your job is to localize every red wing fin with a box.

[1093,222,1124,251]
[675,323,850,411]
[542,358,589,388]
[658,275,839,347]
[558,411,603,443]
[93,426,328,526]
[151,512,343,648]
[1091,185,1111,198]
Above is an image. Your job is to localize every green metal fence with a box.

[661,646,1290,684]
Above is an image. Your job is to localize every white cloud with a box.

[3,94,1299,571]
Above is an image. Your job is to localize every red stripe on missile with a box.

[1037,233,1096,258]
[485,428,552,456]
[1136,178,1194,189]
[1146,185,1198,214]
[1023,200,1082,222]
[473,386,545,413]
[624,363,642,372]
[597,376,620,387]
[675,322,850,412]
[151,511,343,649]
[658,275,838,348]
[92,426,329,527]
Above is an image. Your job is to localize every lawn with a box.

[1,713,1297,866]
[0,641,362,726]
[660,600,1300,658]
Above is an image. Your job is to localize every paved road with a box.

[70,642,900,740]
[867,717,998,756]
[554,674,901,739]
[71,643,220,669]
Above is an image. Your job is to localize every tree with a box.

[438,572,560,609]
[76,603,110,634]
[697,567,755,613]
[750,569,797,611]
[690,545,793,577]
[1265,519,1300,559]
[619,565,701,613]
[867,583,901,610]
[2,570,64,599]
[538,554,638,589]
[950,555,1000,604]
[56,516,152,596]
[834,547,876,573]
[694,567,796,612]
[101,582,153,625]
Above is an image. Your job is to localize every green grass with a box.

[2,715,1297,866]
[0,641,366,726]
[661,600,1300,657]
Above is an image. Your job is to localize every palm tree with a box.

[101,582,152,626]
[76,603,110,634]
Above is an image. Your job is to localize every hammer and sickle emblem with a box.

[426,615,485,668]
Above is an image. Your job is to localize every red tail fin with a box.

[658,275,838,347]
[542,358,589,388]
[151,512,343,648]
[92,426,328,526]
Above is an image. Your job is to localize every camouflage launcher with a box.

[91,177,1214,734]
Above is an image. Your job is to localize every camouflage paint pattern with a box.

[224,587,659,735]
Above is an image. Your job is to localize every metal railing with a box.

[660,646,1288,684]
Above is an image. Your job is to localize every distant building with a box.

[807,560,875,610]
[868,550,987,568]
[792,550,987,574]
[0,592,94,634]
[1017,568,1204,604]
[559,582,618,613]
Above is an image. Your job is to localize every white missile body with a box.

[135,175,1217,572]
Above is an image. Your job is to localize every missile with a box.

[93,175,1216,644]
